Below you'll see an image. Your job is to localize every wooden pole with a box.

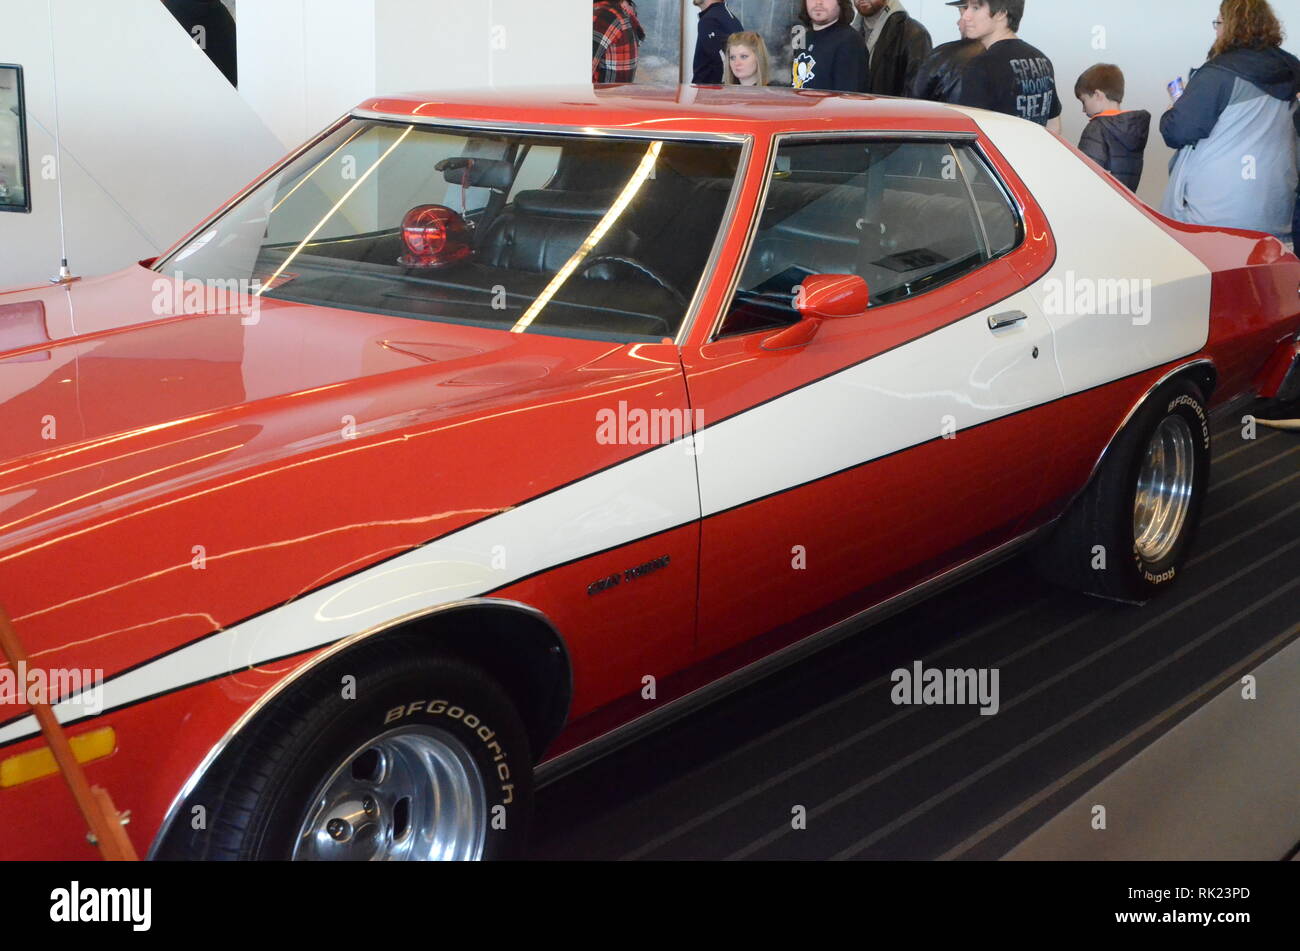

[0,603,138,861]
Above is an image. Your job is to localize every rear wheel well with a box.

[1179,362,1217,403]
[372,603,571,762]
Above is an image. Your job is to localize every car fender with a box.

[145,596,571,858]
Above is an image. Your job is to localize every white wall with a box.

[237,0,378,153]
[240,0,591,150]
[0,0,283,288]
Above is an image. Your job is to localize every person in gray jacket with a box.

[1292,101,1300,249]
[1160,0,1300,239]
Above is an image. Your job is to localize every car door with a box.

[682,134,1066,658]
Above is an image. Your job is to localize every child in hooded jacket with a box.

[1074,64,1151,192]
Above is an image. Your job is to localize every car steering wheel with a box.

[577,255,687,309]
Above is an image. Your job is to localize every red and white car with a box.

[1,86,1297,860]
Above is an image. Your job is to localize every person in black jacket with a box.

[162,0,237,87]
[909,2,983,102]
[954,0,1062,133]
[1074,64,1151,192]
[692,1,744,85]
[853,0,932,96]
[792,0,868,92]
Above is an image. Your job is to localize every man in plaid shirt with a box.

[593,0,646,83]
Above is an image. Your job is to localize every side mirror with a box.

[762,274,869,351]
[797,273,871,319]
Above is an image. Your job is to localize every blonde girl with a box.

[723,32,771,86]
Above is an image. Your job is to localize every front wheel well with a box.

[372,602,572,762]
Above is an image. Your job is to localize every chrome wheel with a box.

[1133,415,1197,564]
[292,725,487,861]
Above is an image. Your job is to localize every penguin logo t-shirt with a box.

[793,51,816,88]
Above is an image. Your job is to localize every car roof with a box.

[354,84,981,139]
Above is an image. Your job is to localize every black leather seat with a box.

[478,189,638,275]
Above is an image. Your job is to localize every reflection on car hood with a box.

[0,264,627,548]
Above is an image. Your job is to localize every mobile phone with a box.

[1167,77,1186,101]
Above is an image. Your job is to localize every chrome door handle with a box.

[988,310,1029,331]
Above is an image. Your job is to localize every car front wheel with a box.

[156,638,533,861]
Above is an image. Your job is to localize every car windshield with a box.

[156,119,744,343]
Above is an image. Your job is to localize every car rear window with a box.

[157,119,744,344]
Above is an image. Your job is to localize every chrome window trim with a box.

[704,129,1015,344]
[959,141,1028,259]
[768,129,981,142]
[951,143,992,258]
[349,108,752,144]
[705,134,778,343]
[146,597,571,859]
[676,136,754,346]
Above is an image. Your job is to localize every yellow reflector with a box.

[0,727,116,788]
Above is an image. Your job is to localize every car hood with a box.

[0,264,659,549]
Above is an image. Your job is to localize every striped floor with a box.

[530,401,1300,860]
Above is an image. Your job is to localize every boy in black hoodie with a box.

[1074,64,1151,192]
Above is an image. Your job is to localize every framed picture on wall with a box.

[0,64,32,214]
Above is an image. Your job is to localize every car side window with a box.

[717,138,1022,340]
[956,147,1023,258]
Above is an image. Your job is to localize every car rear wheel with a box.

[1035,378,1211,602]
[156,638,532,861]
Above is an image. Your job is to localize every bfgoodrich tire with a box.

[1036,379,1211,603]
[156,638,533,860]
